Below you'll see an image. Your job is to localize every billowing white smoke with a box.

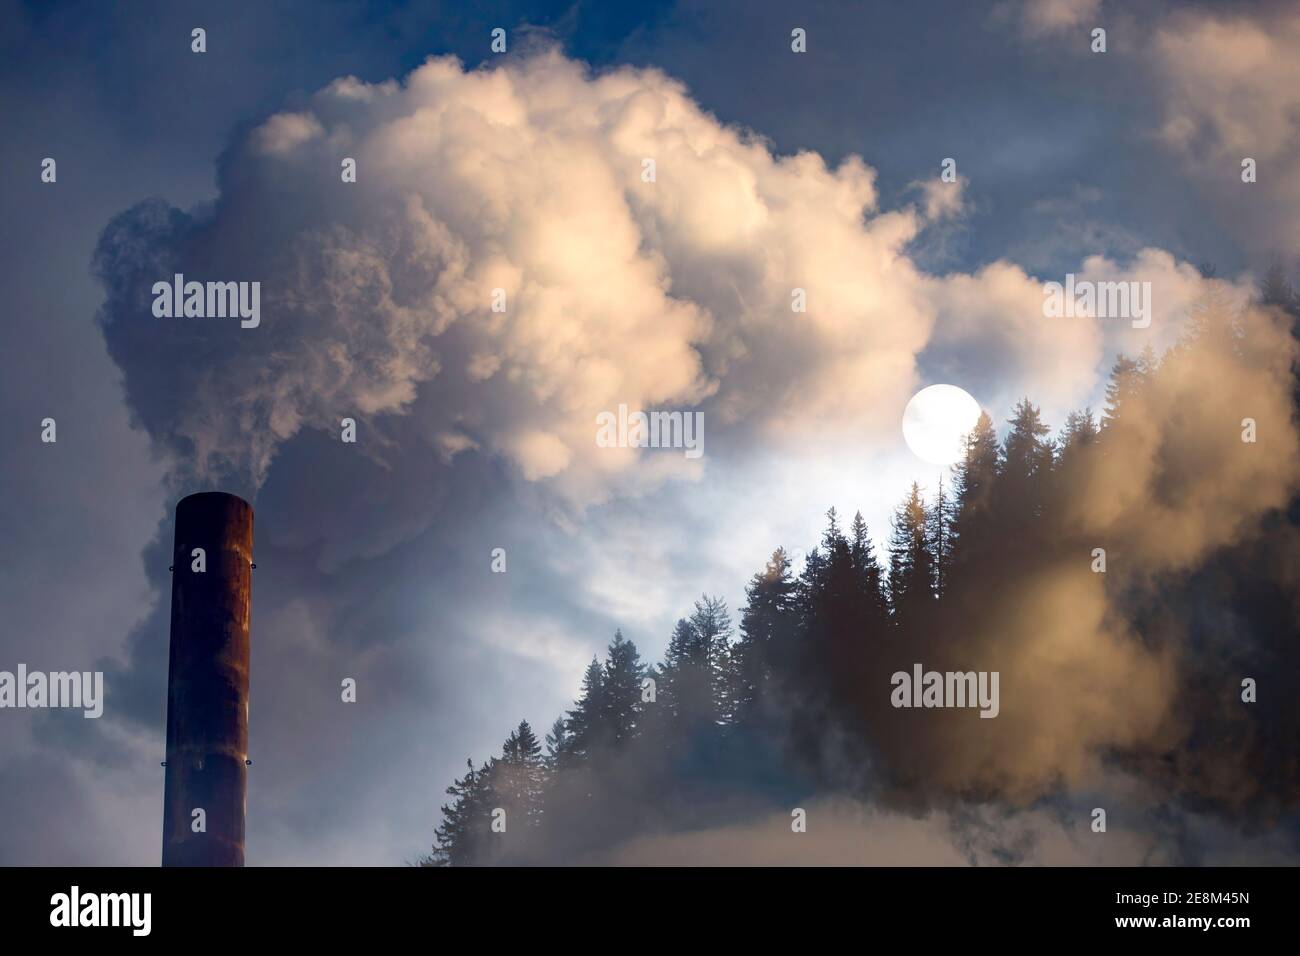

[94,48,1237,512]
[95,48,1218,507]
[96,51,926,501]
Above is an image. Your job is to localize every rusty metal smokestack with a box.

[162,492,253,866]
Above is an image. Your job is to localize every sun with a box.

[901,384,983,466]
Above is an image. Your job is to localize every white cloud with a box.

[1150,7,1300,257]
[998,0,1103,37]
[252,111,325,155]
[99,48,1224,520]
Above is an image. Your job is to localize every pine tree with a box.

[730,548,797,726]
[600,630,644,747]
[425,758,493,866]
[996,398,1054,527]
[926,478,953,598]
[1102,354,1141,428]
[950,410,998,562]
[887,482,935,624]
[544,716,571,770]
[493,720,546,833]
[795,545,823,628]
[690,595,734,725]
[656,617,702,743]
[848,512,889,621]
[564,658,607,758]
[1001,399,1052,480]
[656,596,733,736]
[781,508,878,747]
[811,507,854,609]
[1059,408,1098,451]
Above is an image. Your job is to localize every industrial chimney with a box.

[162,492,253,866]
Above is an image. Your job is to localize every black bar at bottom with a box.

[0,865,1282,942]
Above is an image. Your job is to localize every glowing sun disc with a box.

[901,385,982,466]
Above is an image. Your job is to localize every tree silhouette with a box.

[563,658,607,761]
[730,548,797,730]
[599,630,644,747]
[887,482,935,626]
